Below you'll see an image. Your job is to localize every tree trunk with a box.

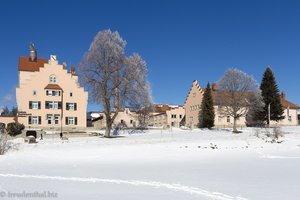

[105,118,112,138]
[233,117,238,133]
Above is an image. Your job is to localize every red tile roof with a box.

[18,56,47,72]
[281,98,299,109]
[44,84,63,90]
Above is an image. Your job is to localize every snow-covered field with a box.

[0,127,300,200]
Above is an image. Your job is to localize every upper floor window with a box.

[45,101,62,109]
[29,101,41,109]
[49,75,56,84]
[66,103,77,111]
[46,90,61,96]
[33,90,37,96]
[66,117,77,125]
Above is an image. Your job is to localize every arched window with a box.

[49,75,56,84]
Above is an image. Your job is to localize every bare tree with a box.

[0,123,9,155]
[135,104,154,129]
[216,68,259,133]
[245,91,265,127]
[80,30,151,137]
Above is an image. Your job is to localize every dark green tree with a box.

[200,82,215,128]
[259,67,284,125]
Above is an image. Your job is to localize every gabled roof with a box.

[281,98,299,109]
[44,84,63,90]
[18,56,47,72]
[184,80,203,105]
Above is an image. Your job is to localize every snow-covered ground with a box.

[0,127,300,200]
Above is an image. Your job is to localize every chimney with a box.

[70,66,75,74]
[29,42,37,62]
[212,83,218,91]
[62,62,67,69]
[281,91,286,99]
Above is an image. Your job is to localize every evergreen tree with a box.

[259,67,284,125]
[201,82,215,128]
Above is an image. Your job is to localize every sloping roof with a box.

[281,98,299,109]
[92,116,104,122]
[18,56,48,72]
[44,84,63,90]
[153,105,171,113]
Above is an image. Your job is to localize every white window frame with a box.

[68,103,75,111]
[54,115,60,124]
[47,90,52,96]
[47,114,53,125]
[31,116,38,125]
[47,90,60,96]
[48,101,59,109]
[68,117,75,125]
[32,101,39,109]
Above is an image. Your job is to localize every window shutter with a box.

[38,102,41,109]
[75,117,78,125]
[29,101,32,109]
[58,102,62,109]
[66,103,69,110]
[46,90,49,96]
[28,116,32,124]
[65,117,68,125]
[45,101,49,109]
[74,103,77,111]
[38,116,41,124]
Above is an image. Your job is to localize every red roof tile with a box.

[281,98,299,109]
[18,56,47,72]
[44,84,63,90]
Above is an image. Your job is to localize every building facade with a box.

[149,105,185,128]
[16,47,88,131]
[91,107,138,129]
[184,80,299,128]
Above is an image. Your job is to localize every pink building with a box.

[16,46,88,131]
[184,80,299,128]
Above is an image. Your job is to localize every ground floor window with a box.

[66,117,78,125]
[218,116,222,123]
[54,115,60,124]
[227,116,230,123]
[47,114,52,125]
[28,116,41,125]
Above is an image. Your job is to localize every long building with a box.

[184,80,299,128]
[16,45,88,131]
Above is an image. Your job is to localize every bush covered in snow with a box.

[6,122,24,137]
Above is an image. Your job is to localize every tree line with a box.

[0,106,18,117]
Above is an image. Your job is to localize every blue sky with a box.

[1,0,300,111]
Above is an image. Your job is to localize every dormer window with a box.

[49,75,56,84]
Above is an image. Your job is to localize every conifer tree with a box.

[201,82,215,128]
[259,67,285,125]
